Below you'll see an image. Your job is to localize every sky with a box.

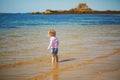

[0,0,120,13]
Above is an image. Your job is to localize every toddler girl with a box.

[48,29,59,63]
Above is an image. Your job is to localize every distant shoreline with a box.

[1,13,120,15]
[30,11,120,15]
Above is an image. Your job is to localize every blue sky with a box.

[0,0,120,13]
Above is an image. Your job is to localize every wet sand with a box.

[0,25,120,80]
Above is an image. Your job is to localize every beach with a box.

[0,25,120,80]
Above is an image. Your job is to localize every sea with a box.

[0,13,120,80]
[0,13,120,28]
[0,13,120,59]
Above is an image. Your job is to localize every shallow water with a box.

[0,25,120,80]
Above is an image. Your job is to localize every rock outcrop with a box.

[30,3,120,14]
[44,9,53,14]
[70,3,92,12]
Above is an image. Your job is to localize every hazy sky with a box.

[0,0,120,13]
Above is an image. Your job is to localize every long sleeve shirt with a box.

[48,36,59,49]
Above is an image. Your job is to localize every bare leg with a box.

[55,54,58,63]
[52,54,55,63]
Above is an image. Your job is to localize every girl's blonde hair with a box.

[48,29,56,36]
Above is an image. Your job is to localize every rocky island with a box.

[31,3,120,14]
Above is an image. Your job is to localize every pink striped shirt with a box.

[48,37,59,49]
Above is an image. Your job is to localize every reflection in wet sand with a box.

[51,63,59,80]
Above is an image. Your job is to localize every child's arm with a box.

[47,38,53,49]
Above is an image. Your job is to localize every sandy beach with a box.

[0,25,120,80]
